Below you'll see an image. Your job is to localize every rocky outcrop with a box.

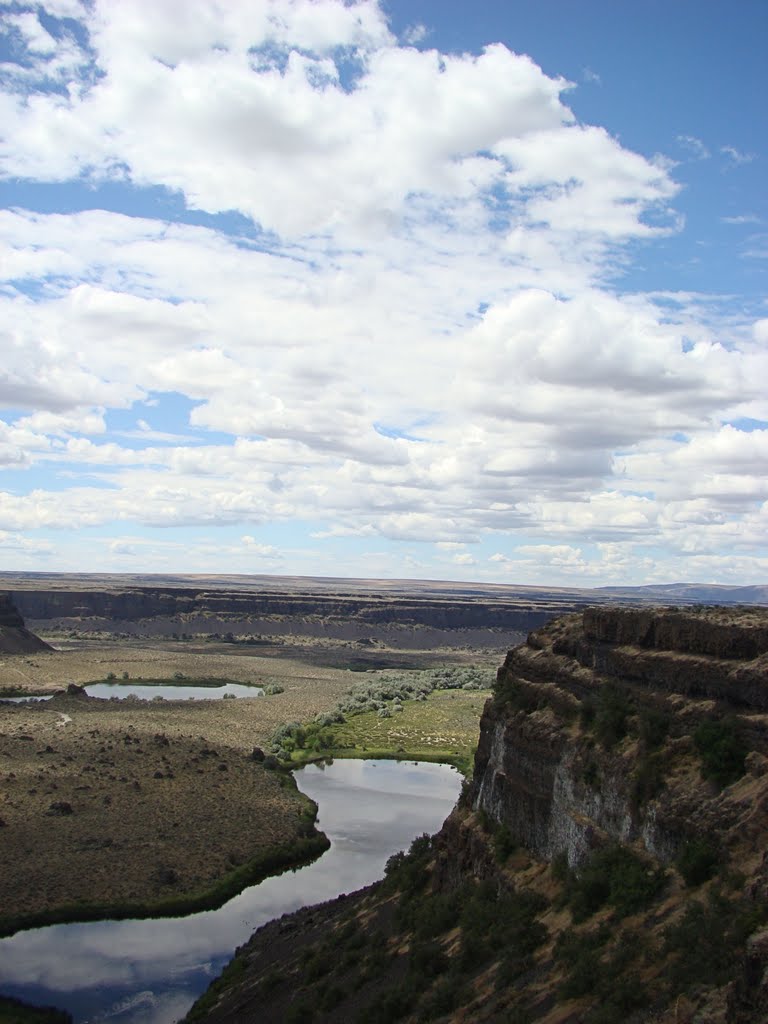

[0,594,52,655]
[472,606,768,867]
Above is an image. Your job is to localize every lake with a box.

[0,759,461,1024]
[2,682,264,702]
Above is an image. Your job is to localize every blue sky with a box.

[0,0,766,586]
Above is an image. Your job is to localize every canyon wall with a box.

[471,605,768,868]
[6,585,582,638]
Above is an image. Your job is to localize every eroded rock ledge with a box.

[473,606,768,866]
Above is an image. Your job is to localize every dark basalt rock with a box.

[0,593,52,654]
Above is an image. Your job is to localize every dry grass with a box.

[0,640,364,928]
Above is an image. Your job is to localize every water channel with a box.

[0,759,462,1024]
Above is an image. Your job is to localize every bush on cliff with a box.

[663,887,766,993]
[593,683,631,749]
[694,716,747,788]
[676,838,720,887]
[559,843,666,922]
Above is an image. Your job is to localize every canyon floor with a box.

[0,631,500,933]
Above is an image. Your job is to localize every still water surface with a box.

[85,682,264,701]
[0,759,461,1024]
[3,683,264,702]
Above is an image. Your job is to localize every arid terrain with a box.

[0,601,501,934]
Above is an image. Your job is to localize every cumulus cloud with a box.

[0,3,675,247]
[0,1,763,583]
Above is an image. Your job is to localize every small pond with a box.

[0,759,462,1024]
[85,682,264,701]
[2,683,264,703]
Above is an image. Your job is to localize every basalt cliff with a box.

[189,605,768,1024]
[0,594,52,656]
[5,575,765,651]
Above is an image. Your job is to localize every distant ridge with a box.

[595,582,768,605]
[0,572,765,606]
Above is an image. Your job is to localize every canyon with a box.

[193,604,768,1023]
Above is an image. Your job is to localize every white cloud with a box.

[0,1,763,584]
[4,11,58,54]
[720,145,755,166]
[721,214,761,225]
[402,23,428,45]
[0,5,674,247]
[676,135,710,160]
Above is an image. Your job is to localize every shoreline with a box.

[0,825,330,939]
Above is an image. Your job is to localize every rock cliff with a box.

[0,594,52,656]
[472,606,768,868]
[187,606,768,1024]
[7,584,578,637]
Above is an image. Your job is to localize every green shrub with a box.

[301,947,334,981]
[409,940,448,979]
[551,851,570,882]
[676,838,720,887]
[493,824,516,864]
[417,975,468,1021]
[285,999,314,1024]
[383,834,432,897]
[594,683,631,749]
[318,983,346,1012]
[663,888,764,993]
[630,753,666,810]
[562,844,665,922]
[579,697,596,729]
[357,988,411,1024]
[555,927,606,998]
[555,928,648,1020]
[407,890,461,939]
[694,717,747,788]
[638,707,670,750]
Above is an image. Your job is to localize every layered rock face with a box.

[472,606,768,868]
[9,584,576,634]
[0,594,52,655]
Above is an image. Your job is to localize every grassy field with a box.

[285,688,491,776]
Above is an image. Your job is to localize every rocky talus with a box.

[188,606,768,1024]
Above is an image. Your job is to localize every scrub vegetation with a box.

[269,666,493,774]
[1,629,497,936]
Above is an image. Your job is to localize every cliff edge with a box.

[186,606,768,1024]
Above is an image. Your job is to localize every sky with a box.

[0,0,766,587]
